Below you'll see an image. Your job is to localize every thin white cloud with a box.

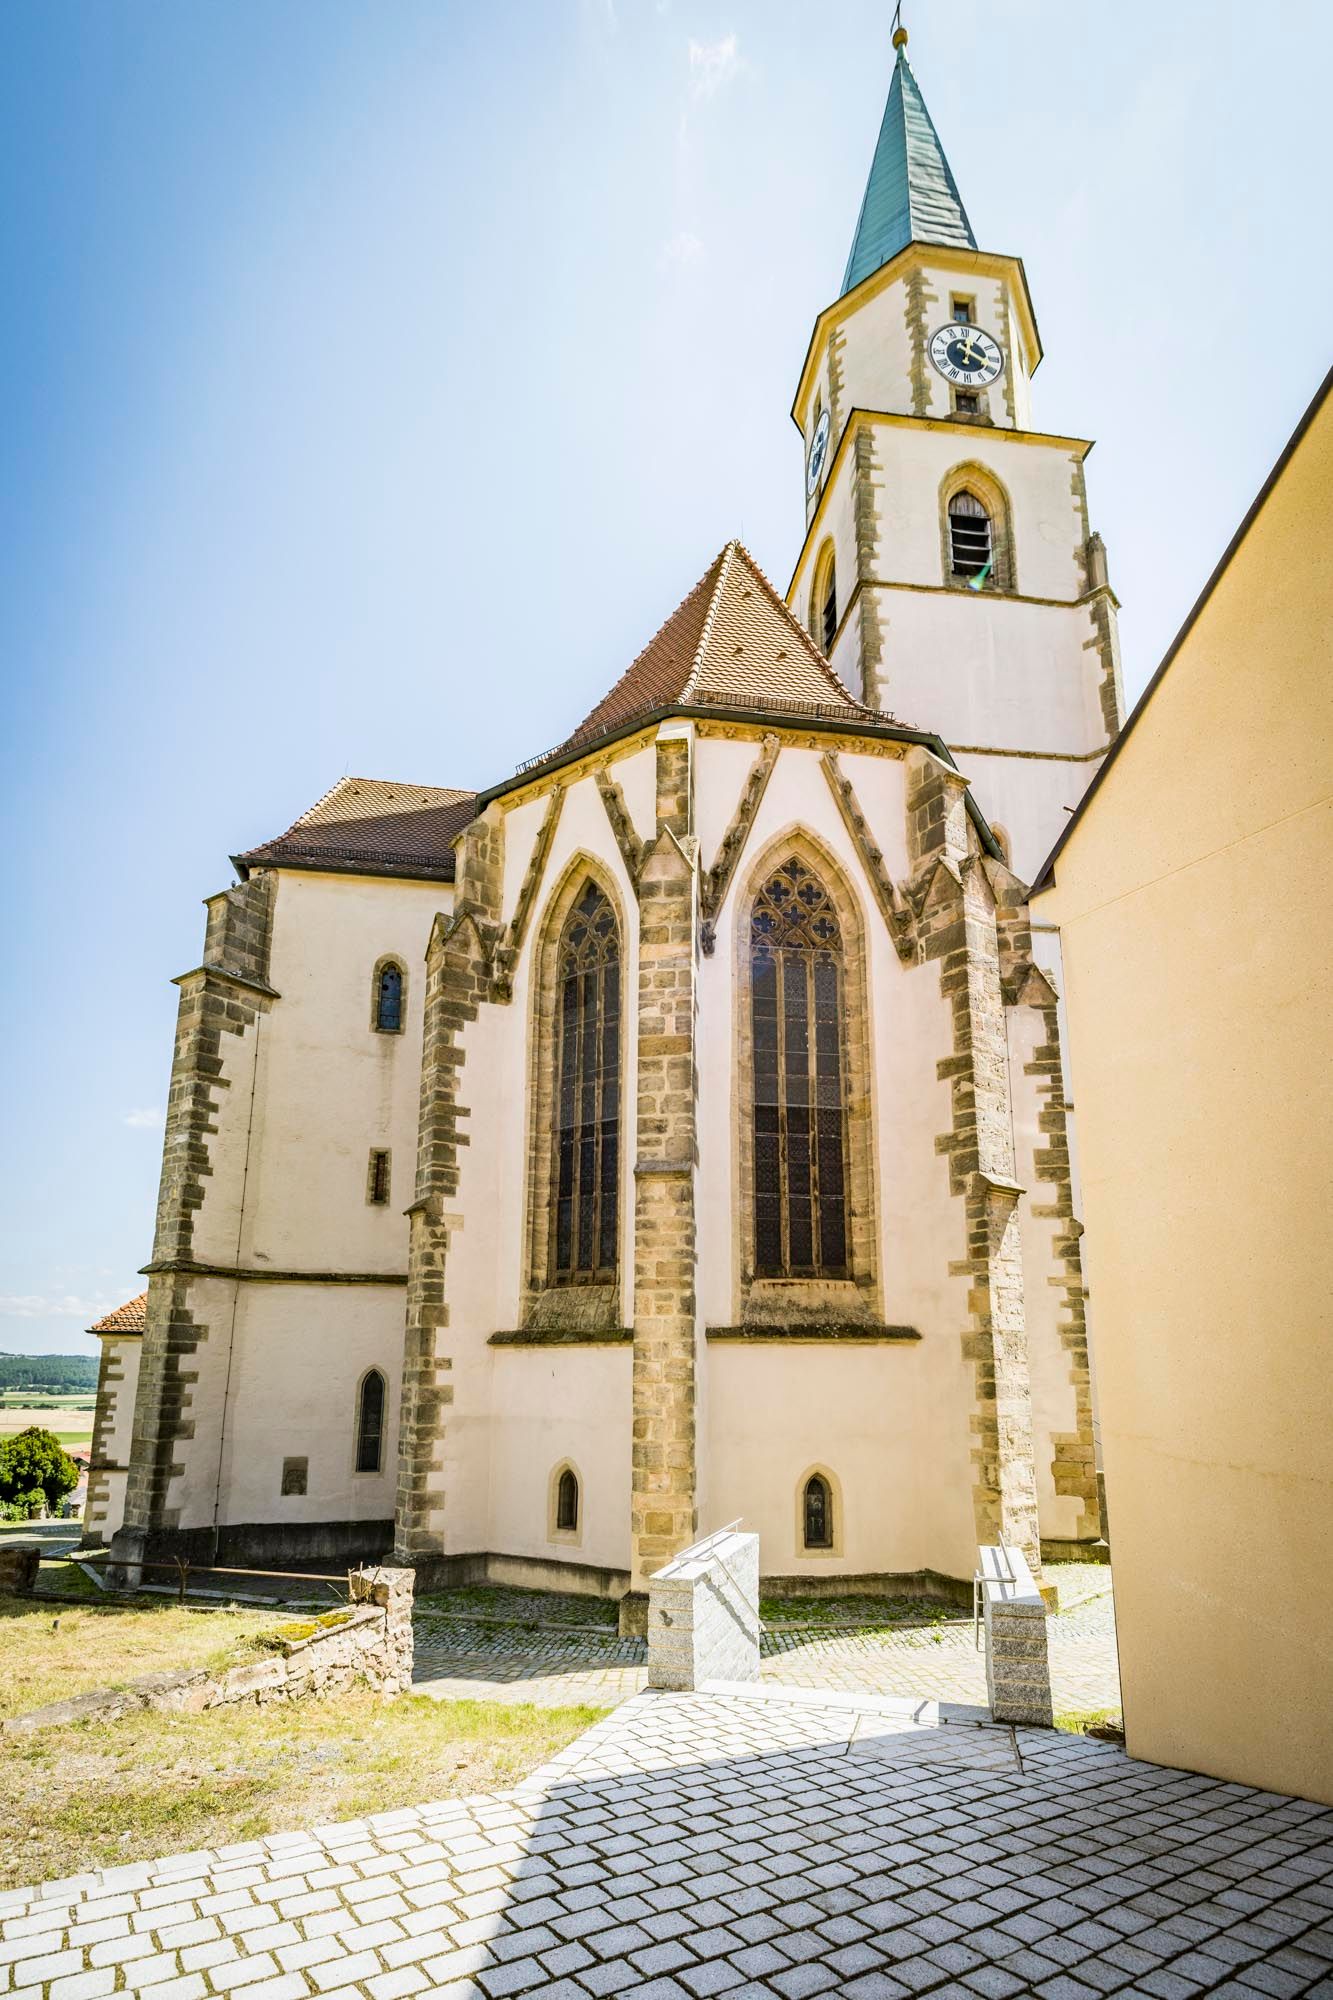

[124,1107,164,1129]
[688,33,740,100]
[0,1293,119,1321]
[660,230,703,269]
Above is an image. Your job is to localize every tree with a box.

[0,1428,79,1514]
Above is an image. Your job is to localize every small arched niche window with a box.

[811,544,837,654]
[803,1473,833,1551]
[553,881,621,1284]
[556,1467,579,1533]
[947,490,993,583]
[373,961,404,1034]
[355,1369,386,1475]
[751,858,849,1279]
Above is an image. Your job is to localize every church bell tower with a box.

[787,22,1124,880]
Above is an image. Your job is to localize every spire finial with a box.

[892,2,908,50]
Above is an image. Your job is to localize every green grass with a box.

[0,1589,288,1723]
[0,1691,603,1892]
[759,1593,968,1630]
[1054,1706,1124,1737]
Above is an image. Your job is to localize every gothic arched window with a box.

[751,858,849,1279]
[552,881,621,1284]
[355,1368,386,1475]
[812,543,838,653]
[947,490,993,582]
[803,1473,833,1550]
[556,1467,579,1533]
[374,961,404,1034]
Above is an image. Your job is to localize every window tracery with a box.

[552,880,621,1284]
[750,858,849,1280]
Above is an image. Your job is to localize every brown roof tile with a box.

[564,540,884,754]
[236,777,476,883]
[89,1293,148,1337]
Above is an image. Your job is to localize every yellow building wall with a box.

[1036,381,1333,1803]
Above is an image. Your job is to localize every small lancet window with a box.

[804,1474,833,1550]
[356,1369,386,1475]
[948,490,993,581]
[553,881,621,1284]
[556,1467,579,1533]
[751,858,849,1280]
[375,962,403,1033]
[368,1150,390,1206]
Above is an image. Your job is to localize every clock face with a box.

[806,407,831,495]
[928,323,1004,388]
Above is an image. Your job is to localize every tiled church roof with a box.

[562,540,879,757]
[235,778,476,884]
[88,1293,148,1337]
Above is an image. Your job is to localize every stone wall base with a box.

[1040,1537,1110,1567]
[2,1566,414,1736]
[107,1518,393,1585]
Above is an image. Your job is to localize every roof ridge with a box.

[728,540,877,715]
[681,540,739,702]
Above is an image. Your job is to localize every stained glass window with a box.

[356,1369,385,1475]
[553,881,620,1284]
[804,1473,833,1549]
[376,963,403,1033]
[751,857,849,1279]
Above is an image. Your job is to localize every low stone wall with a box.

[648,1528,760,1691]
[979,1543,1053,1726]
[0,1541,41,1595]
[1,1565,414,1736]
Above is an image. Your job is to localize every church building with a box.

[100,27,1123,1626]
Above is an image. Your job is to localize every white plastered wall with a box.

[439,764,646,1569]
[694,737,980,1581]
[86,1333,142,1544]
[166,865,449,1534]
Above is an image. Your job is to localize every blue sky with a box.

[3,0,1330,1356]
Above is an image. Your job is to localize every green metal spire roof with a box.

[841,38,975,298]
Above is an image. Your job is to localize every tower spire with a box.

[840,26,975,299]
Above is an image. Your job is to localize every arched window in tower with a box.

[812,545,838,653]
[803,1473,833,1550]
[552,880,621,1284]
[374,961,404,1034]
[948,490,993,582]
[556,1467,579,1534]
[751,858,849,1279]
[355,1369,386,1475]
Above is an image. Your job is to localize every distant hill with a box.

[0,1354,99,1393]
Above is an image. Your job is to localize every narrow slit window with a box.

[556,1467,579,1533]
[368,1150,390,1205]
[804,1474,833,1550]
[751,858,849,1280]
[948,490,993,580]
[356,1370,385,1475]
[375,963,403,1033]
[552,881,620,1284]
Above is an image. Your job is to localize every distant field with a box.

[0,1405,94,1443]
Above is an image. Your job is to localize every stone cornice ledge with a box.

[706,1325,921,1344]
[172,964,280,999]
[489,1328,634,1347]
[142,1260,406,1286]
[633,1158,694,1179]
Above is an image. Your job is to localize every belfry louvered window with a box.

[948,490,992,580]
[817,553,838,653]
[553,881,621,1283]
[751,858,849,1279]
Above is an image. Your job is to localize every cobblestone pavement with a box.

[412,1586,1121,1719]
[5,1684,1330,1998]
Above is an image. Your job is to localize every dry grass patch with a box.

[0,1591,284,1724]
[0,1691,603,1892]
